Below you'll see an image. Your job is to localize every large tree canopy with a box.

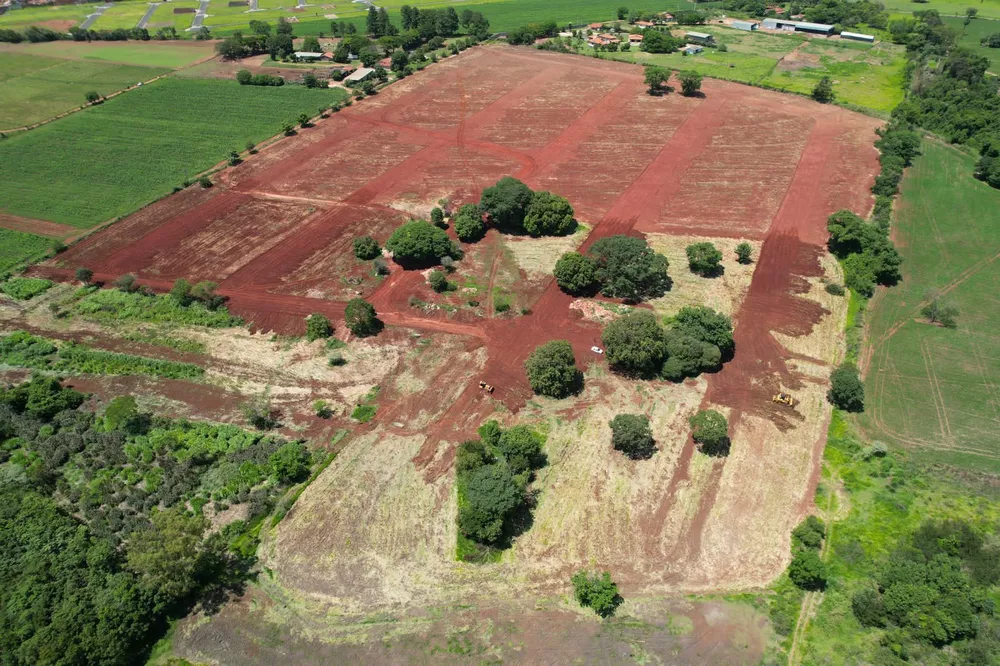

[553,252,598,294]
[522,191,576,236]
[828,362,865,412]
[385,220,460,267]
[588,235,671,302]
[524,340,581,399]
[457,463,523,544]
[609,413,656,460]
[601,311,667,377]
[479,177,534,230]
[453,203,486,242]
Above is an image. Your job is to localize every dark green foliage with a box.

[305,313,332,341]
[641,29,683,53]
[671,306,735,357]
[679,70,702,96]
[454,204,486,242]
[588,235,671,302]
[269,441,311,483]
[458,463,523,544]
[792,515,826,550]
[524,340,581,399]
[921,291,959,328]
[1,375,85,420]
[523,191,576,236]
[344,298,380,337]
[571,570,622,618]
[828,362,865,412]
[644,65,670,95]
[735,241,753,264]
[789,550,827,590]
[103,396,149,435]
[478,419,503,448]
[385,220,459,267]
[430,206,445,228]
[601,311,667,377]
[170,278,192,304]
[479,176,534,230]
[825,282,845,296]
[353,235,381,260]
[660,330,721,381]
[689,409,729,456]
[610,413,655,460]
[456,439,492,474]
[75,267,94,284]
[826,209,902,296]
[852,588,888,628]
[1,277,53,300]
[495,425,544,475]
[506,21,558,45]
[553,251,598,294]
[686,241,722,276]
[812,75,834,103]
[428,269,448,292]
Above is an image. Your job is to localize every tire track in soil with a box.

[921,338,952,440]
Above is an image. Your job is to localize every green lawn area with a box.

[1,41,215,68]
[0,229,54,274]
[859,141,1000,473]
[91,1,151,30]
[584,26,906,115]
[143,1,201,31]
[0,77,348,228]
[0,51,168,128]
[943,15,1000,72]
[0,2,96,30]
[882,0,1000,19]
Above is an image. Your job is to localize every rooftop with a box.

[344,67,375,82]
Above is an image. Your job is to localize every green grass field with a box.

[143,1,201,31]
[882,0,1000,18]
[0,229,54,274]
[860,141,1000,473]
[92,1,153,30]
[587,26,906,114]
[0,2,96,30]
[0,51,168,128]
[0,77,347,228]
[0,41,215,68]
[943,16,1000,72]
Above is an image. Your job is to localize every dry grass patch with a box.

[502,226,588,276]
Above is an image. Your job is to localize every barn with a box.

[761,18,834,35]
[840,31,875,43]
[731,20,758,31]
[685,31,715,44]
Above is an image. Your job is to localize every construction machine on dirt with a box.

[772,391,797,407]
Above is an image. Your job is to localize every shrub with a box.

[852,589,888,628]
[689,409,729,456]
[198,176,212,188]
[373,256,390,275]
[610,414,655,460]
[454,204,486,242]
[553,252,597,294]
[457,463,523,544]
[428,270,448,292]
[524,340,581,398]
[353,235,381,260]
[495,425,544,475]
[305,313,333,341]
[735,241,753,264]
[792,515,825,550]
[75,267,94,284]
[812,76,834,103]
[344,298,380,337]
[351,404,376,422]
[825,282,845,296]
[114,274,139,293]
[571,570,622,618]
[679,70,702,96]
[921,291,959,328]
[430,206,446,228]
[2,277,53,301]
[788,550,827,590]
[313,399,332,418]
[686,241,722,276]
[385,220,459,267]
[828,362,864,412]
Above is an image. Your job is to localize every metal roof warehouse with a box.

[761,18,834,35]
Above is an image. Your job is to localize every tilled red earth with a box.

[35,45,880,449]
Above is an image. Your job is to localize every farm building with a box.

[293,51,328,62]
[840,31,875,43]
[344,67,375,84]
[685,31,715,44]
[635,20,654,27]
[732,20,758,31]
[761,18,834,35]
[683,44,704,55]
[629,33,643,42]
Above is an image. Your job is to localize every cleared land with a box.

[29,50,880,659]
[0,77,347,228]
[860,141,1000,473]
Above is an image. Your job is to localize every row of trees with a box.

[554,235,670,302]
[644,66,703,97]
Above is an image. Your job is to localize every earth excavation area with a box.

[38,45,880,650]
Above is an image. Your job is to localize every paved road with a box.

[135,3,160,29]
[186,0,210,31]
[79,4,111,30]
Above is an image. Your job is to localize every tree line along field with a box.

[0,78,347,228]
[590,25,906,114]
[860,141,1000,474]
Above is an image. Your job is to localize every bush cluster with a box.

[236,70,285,87]
[826,209,902,297]
[479,177,577,237]
[571,570,622,618]
[385,220,461,267]
[555,235,670,302]
[524,340,581,398]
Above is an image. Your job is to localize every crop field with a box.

[943,16,1000,72]
[28,50,880,656]
[0,229,52,273]
[0,1,95,31]
[861,141,1000,473]
[0,50,168,129]
[92,1,153,30]
[0,77,348,228]
[594,26,906,114]
[0,40,216,68]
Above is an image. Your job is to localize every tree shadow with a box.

[699,436,731,458]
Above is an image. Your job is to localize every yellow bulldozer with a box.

[772,391,797,407]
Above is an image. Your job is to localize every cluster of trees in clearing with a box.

[456,420,546,559]
[0,377,314,664]
[644,66,702,97]
[826,208,902,298]
[555,235,670,302]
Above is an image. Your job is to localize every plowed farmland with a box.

[35,45,882,662]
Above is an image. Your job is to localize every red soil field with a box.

[37,46,881,445]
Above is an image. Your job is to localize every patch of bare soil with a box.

[777,45,822,72]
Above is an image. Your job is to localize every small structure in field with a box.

[685,31,715,44]
[344,67,375,84]
[732,20,758,31]
[840,31,875,43]
[628,33,643,42]
[761,18,834,35]
[683,44,704,55]
[294,51,329,62]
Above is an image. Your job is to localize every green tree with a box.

[85,91,102,104]
[236,69,252,85]
[660,330,721,381]
[390,49,409,72]
[126,509,209,604]
[302,35,321,52]
[103,395,148,434]
[686,241,722,276]
[553,251,598,294]
[641,29,682,53]
[812,76,834,103]
[589,235,670,302]
[788,550,827,590]
[571,570,622,618]
[735,241,753,264]
[305,312,333,341]
[523,191,576,236]
[792,515,826,550]
[454,204,486,242]
[610,413,655,459]
[430,206,446,228]
[617,6,629,19]
[689,409,729,456]
[458,463,523,544]
[428,269,448,292]
[921,291,959,328]
[679,70,703,96]
[602,310,667,377]
[298,112,311,128]
[670,306,734,356]
[479,176,534,230]
[851,589,888,628]
[524,340,581,398]
[644,65,669,95]
[170,278,192,305]
[828,362,864,412]
[495,425,544,475]
[385,220,459,267]
[353,235,381,260]
[75,266,94,284]
[269,441,311,483]
[344,298,380,337]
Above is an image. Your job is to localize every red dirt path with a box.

[34,46,881,451]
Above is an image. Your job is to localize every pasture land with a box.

[943,16,1000,72]
[592,26,906,114]
[0,50,168,128]
[0,40,216,68]
[0,229,53,274]
[0,1,95,31]
[91,1,153,30]
[861,141,1000,473]
[882,0,1000,19]
[0,77,347,228]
